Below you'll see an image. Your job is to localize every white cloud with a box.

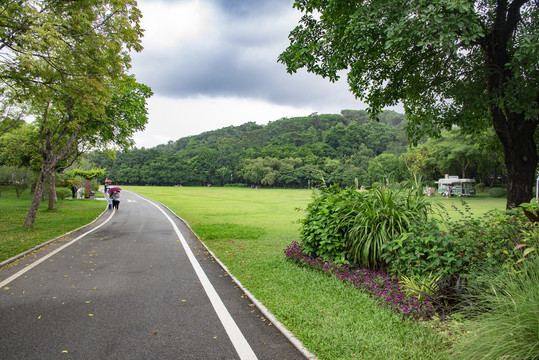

[138,0,216,50]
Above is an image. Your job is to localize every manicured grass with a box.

[0,187,106,262]
[428,191,506,220]
[126,186,452,359]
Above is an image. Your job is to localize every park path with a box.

[0,191,310,360]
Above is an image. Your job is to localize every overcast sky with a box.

[130,0,399,148]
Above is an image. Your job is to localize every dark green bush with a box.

[382,221,467,279]
[300,185,358,263]
[488,187,507,198]
[56,188,71,201]
[449,209,538,275]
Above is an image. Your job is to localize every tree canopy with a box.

[0,0,151,227]
[279,0,538,208]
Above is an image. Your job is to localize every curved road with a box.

[0,191,309,360]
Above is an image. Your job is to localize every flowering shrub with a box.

[449,209,539,274]
[381,221,468,279]
[284,241,434,319]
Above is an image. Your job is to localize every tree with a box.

[428,130,483,179]
[279,0,538,208]
[0,0,149,227]
[368,153,408,184]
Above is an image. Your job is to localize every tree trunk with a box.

[48,171,56,211]
[24,168,48,228]
[84,178,90,198]
[492,110,538,208]
[484,2,539,208]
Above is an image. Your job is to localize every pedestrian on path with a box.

[112,191,120,211]
[107,190,113,210]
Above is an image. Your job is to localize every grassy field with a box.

[126,186,508,359]
[0,187,106,262]
[429,191,506,220]
[0,185,508,359]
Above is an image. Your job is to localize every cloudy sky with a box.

[130,0,396,148]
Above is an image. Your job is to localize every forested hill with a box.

[89,110,410,187]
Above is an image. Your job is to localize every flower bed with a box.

[284,241,434,319]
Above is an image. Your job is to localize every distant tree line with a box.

[86,110,507,189]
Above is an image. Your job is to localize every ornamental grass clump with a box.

[343,186,433,268]
[284,241,435,319]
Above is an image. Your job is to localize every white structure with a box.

[435,175,476,196]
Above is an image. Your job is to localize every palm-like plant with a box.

[343,186,432,268]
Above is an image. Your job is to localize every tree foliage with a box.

[0,0,150,227]
[279,0,539,208]
[89,110,411,188]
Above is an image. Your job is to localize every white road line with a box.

[132,193,258,360]
[0,211,116,289]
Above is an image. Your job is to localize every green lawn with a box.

[428,191,506,221]
[0,187,106,262]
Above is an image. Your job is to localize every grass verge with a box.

[0,187,106,262]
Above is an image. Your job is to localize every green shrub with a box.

[382,221,467,279]
[90,178,99,192]
[56,188,71,201]
[343,186,434,268]
[224,183,247,187]
[301,185,438,269]
[300,185,358,263]
[488,187,506,198]
[450,259,539,359]
[449,209,539,275]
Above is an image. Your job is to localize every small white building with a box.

[435,176,476,196]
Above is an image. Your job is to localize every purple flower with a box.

[284,242,435,319]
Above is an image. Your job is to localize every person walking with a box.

[71,184,78,199]
[107,190,113,210]
[112,191,120,211]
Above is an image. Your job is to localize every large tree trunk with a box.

[48,171,56,211]
[492,110,538,208]
[485,0,538,208]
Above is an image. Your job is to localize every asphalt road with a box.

[0,191,310,360]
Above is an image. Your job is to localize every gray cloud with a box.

[132,0,362,111]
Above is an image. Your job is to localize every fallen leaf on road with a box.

[88,314,94,317]
[61,350,68,354]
